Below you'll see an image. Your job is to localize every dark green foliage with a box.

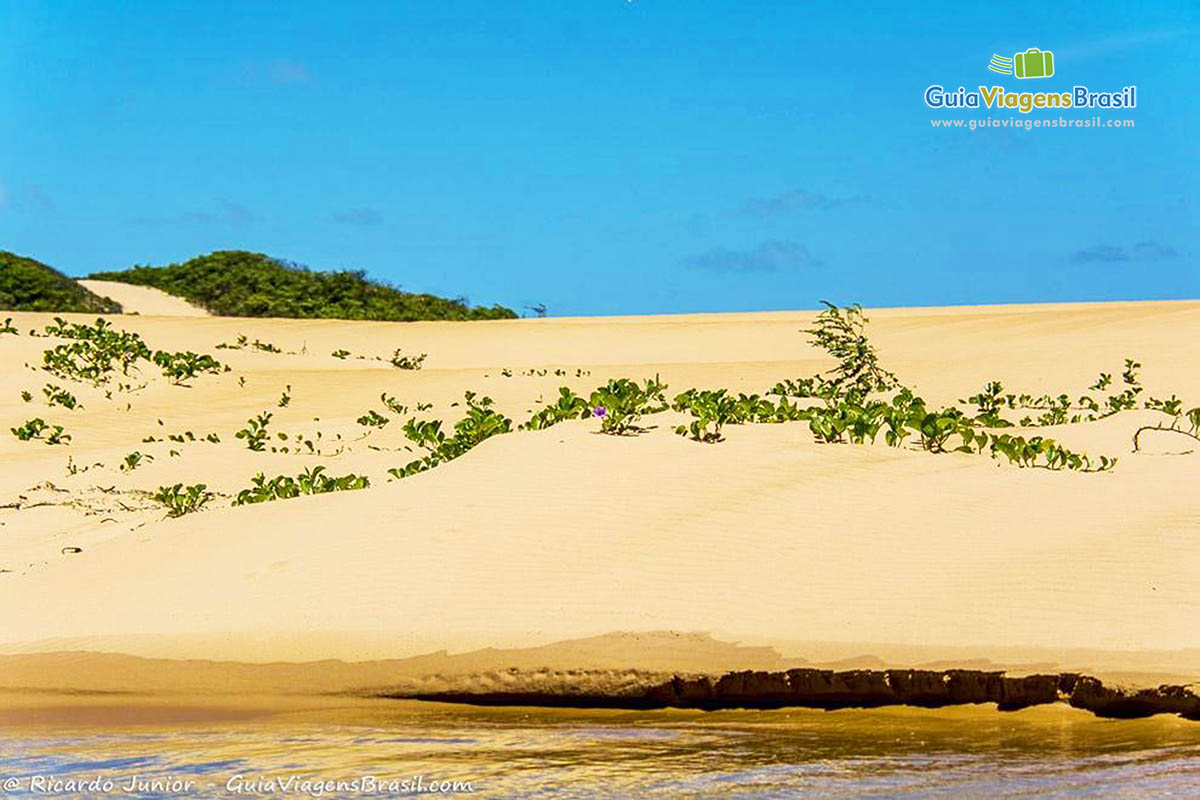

[803,302,899,402]
[90,250,516,321]
[152,350,223,386]
[1133,401,1200,452]
[380,393,408,415]
[959,359,1143,428]
[43,384,82,410]
[758,303,1117,471]
[671,389,783,442]
[0,251,122,313]
[40,318,151,383]
[987,433,1116,472]
[153,483,213,517]
[1,317,17,335]
[233,465,369,505]
[121,451,153,471]
[11,417,70,445]
[390,392,512,478]
[357,409,389,428]
[588,377,669,435]
[216,334,283,353]
[390,348,427,369]
[235,412,273,451]
[520,387,590,431]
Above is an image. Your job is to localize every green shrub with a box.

[803,302,899,403]
[235,412,273,451]
[390,392,512,478]
[43,384,82,410]
[152,350,223,386]
[390,348,427,370]
[0,251,122,313]
[773,303,1116,472]
[40,318,151,384]
[960,360,1144,428]
[588,377,668,435]
[988,433,1115,472]
[11,417,70,445]
[121,451,154,471]
[153,483,213,517]
[380,393,408,415]
[521,387,590,431]
[89,250,516,321]
[233,465,369,505]
[357,409,389,428]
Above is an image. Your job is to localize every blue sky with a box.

[0,1,1195,316]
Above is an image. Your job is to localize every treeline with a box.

[0,251,122,313]
[89,251,517,321]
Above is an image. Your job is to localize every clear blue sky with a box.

[1,1,1195,315]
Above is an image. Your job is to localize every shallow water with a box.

[1,698,1198,797]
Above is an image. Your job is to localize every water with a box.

[1,697,1198,797]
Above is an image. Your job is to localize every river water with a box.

[1,698,1198,797]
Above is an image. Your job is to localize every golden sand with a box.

[2,300,1199,694]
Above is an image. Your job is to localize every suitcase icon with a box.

[1013,48,1054,79]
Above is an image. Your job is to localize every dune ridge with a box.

[2,299,1200,700]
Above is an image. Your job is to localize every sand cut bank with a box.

[77,279,210,316]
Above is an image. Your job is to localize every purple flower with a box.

[592,406,607,418]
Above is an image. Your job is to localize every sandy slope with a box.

[2,300,1200,693]
[77,279,210,316]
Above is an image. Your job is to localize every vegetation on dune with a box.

[35,317,226,392]
[498,303,1126,472]
[11,417,71,445]
[0,251,122,314]
[153,483,214,517]
[89,250,516,321]
[388,392,513,479]
[233,466,369,506]
[16,293,1200,527]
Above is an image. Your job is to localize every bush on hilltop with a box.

[89,250,516,322]
[0,251,122,313]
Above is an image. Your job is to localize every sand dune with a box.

[77,279,210,317]
[2,300,1200,695]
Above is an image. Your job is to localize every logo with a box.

[923,46,1136,114]
[989,48,1055,79]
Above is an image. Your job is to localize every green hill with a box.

[0,251,122,313]
[89,251,517,321]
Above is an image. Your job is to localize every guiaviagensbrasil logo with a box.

[988,48,1054,79]
[924,46,1136,115]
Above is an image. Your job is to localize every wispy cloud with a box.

[131,201,258,227]
[683,240,821,274]
[332,207,383,226]
[1070,241,1178,264]
[742,188,869,217]
[1131,241,1179,260]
